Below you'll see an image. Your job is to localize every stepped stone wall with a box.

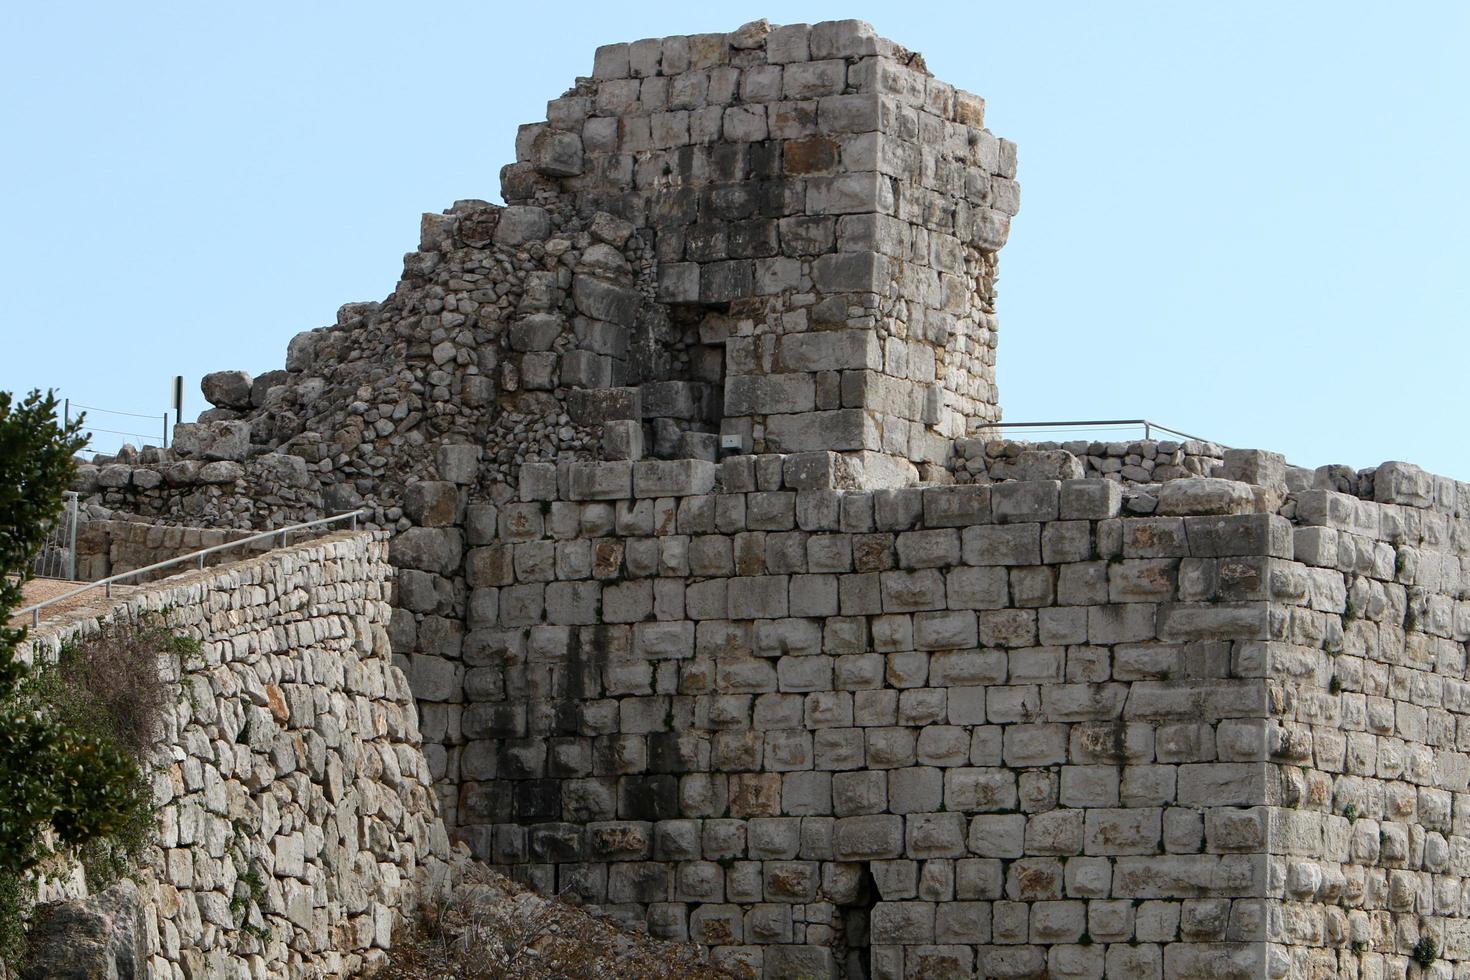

[53,18,1470,980]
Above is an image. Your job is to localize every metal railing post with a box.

[64,493,78,581]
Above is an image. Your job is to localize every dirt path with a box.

[9,577,138,627]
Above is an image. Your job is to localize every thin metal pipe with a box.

[82,425,164,441]
[64,492,78,581]
[16,509,370,625]
[988,419,1221,446]
[70,403,165,420]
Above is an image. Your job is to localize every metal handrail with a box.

[16,509,368,628]
[987,418,1223,446]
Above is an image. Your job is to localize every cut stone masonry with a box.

[58,18,1470,980]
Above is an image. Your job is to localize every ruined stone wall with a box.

[950,438,1231,487]
[55,19,1470,980]
[502,19,1015,482]
[73,18,1017,536]
[20,532,458,979]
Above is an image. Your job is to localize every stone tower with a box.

[499,18,1017,487]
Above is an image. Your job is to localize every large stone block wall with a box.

[1264,469,1470,978]
[393,454,1298,979]
[20,531,457,979]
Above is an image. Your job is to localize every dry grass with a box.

[372,865,735,980]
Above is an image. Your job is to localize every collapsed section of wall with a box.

[21,531,456,979]
[71,18,1020,549]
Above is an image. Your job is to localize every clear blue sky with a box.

[3,2,1467,478]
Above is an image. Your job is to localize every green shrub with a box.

[0,616,182,966]
[0,389,170,968]
[1413,935,1438,967]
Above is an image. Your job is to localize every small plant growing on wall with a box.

[1413,935,1439,968]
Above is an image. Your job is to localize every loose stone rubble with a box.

[53,18,1470,980]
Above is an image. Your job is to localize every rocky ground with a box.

[371,864,735,980]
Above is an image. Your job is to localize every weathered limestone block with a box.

[20,881,147,980]
[172,421,249,461]
[531,128,584,177]
[1373,460,1436,507]
[404,481,461,527]
[493,205,551,245]
[200,369,253,409]
[1155,478,1257,516]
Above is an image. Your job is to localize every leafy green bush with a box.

[0,389,173,967]
[0,616,189,966]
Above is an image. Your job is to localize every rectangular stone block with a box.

[967,814,1024,857]
[657,262,701,303]
[633,459,717,498]
[568,387,641,423]
[989,481,1059,523]
[962,524,1040,566]
[728,576,790,620]
[777,330,882,371]
[834,814,904,860]
[724,374,817,416]
[896,529,961,568]
[1061,479,1123,520]
[812,251,883,292]
[765,409,878,453]
[567,461,634,500]
[880,569,947,613]
[1183,514,1294,558]
[805,172,894,216]
[914,611,978,651]
[700,260,754,303]
[922,486,990,527]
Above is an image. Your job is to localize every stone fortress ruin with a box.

[61,18,1470,980]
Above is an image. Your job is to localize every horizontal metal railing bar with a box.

[987,418,1222,446]
[16,509,368,628]
[70,403,164,420]
[81,425,162,440]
